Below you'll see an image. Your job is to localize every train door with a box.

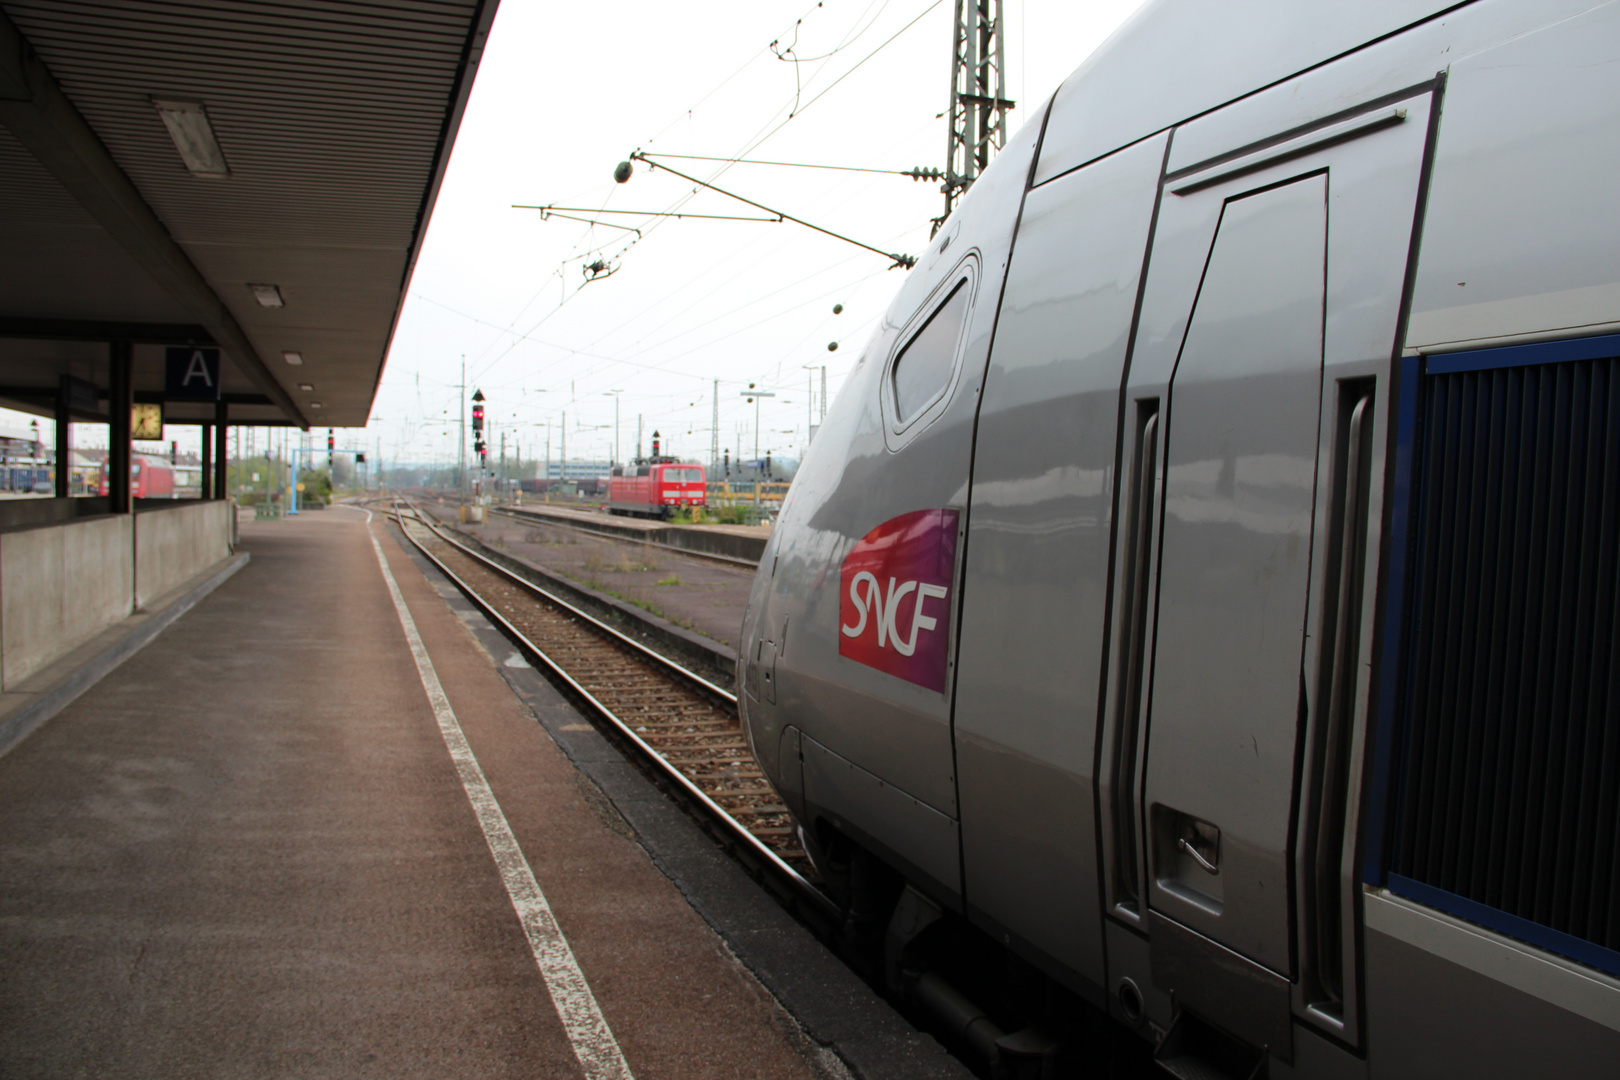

[950,132,1168,998]
[1098,90,1435,1059]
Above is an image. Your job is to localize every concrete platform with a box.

[495,499,773,562]
[0,547,248,761]
[0,505,968,1080]
[441,507,753,657]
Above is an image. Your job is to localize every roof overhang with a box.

[0,0,499,428]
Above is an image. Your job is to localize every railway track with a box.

[386,501,828,913]
[498,506,761,569]
[422,499,762,570]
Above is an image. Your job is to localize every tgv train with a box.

[740,2,1620,1076]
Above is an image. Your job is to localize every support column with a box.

[54,376,70,498]
[214,400,228,502]
[200,422,213,498]
[108,341,132,514]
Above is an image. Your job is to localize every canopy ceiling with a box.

[0,0,498,427]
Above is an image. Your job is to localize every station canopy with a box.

[0,0,499,429]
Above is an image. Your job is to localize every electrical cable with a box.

[568,115,936,359]
[624,152,940,179]
[471,191,924,403]
[581,0,947,258]
[422,0,952,450]
[484,0,945,377]
[727,0,948,163]
[632,153,915,267]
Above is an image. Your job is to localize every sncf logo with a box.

[839,508,958,692]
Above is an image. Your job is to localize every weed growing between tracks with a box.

[582,545,660,575]
[670,505,756,526]
[554,569,697,631]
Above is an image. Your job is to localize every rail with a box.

[483,504,760,570]
[385,500,832,917]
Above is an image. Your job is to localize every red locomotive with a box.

[607,434,706,520]
[607,430,706,518]
[98,454,176,498]
[608,461,706,518]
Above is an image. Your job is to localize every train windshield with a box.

[663,467,702,483]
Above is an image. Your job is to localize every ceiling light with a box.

[249,284,284,307]
[152,99,230,177]
[297,383,314,391]
[309,402,323,409]
[281,351,303,365]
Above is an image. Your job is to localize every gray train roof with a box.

[0,0,499,428]
[1034,0,1466,186]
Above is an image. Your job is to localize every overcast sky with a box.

[46,0,1148,467]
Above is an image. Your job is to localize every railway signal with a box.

[327,429,334,469]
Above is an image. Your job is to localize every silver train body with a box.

[740,1,1620,1075]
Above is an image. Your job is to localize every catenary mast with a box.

[938,0,1014,232]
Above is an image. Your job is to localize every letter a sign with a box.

[165,346,221,402]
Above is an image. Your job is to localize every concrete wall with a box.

[1,515,134,688]
[0,501,232,689]
[136,501,231,609]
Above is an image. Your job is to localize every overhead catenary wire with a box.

[525,1,911,294]
[426,251,876,391]
[519,0,947,295]
[518,205,785,224]
[472,1,946,382]
[630,153,917,268]
[568,117,937,360]
[457,201,921,417]
[624,152,941,180]
[402,0,953,457]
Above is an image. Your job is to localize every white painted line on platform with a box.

[368,525,634,1080]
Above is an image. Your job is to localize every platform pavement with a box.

[0,505,969,1080]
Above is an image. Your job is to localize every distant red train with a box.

[98,454,176,498]
[607,461,706,519]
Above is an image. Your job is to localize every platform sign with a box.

[62,374,99,416]
[165,346,221,401]
[131,403,163,440]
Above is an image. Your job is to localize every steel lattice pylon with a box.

[937,0,1014,234]
[711,379,720,473]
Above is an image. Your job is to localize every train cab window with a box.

[664,467,701,483]
[892,277,970,422]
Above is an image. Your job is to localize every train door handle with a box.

[1178,837,1219,875]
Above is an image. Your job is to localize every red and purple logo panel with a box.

[838,508,959,692]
